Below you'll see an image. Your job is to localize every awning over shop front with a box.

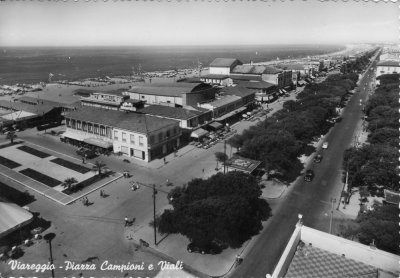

[209,121,223,130]
[83,138,113,149]
[61,131,84,141]
[191,128,209,138]
[214,106,247,121]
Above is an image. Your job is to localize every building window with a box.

[166,130,170,138]
[100,126,106,136]
[66,119,71,128]
[71,120,76,129]
[158,133,163,142]
[82,122,87,131]
[139,136,144,147]
[130,134,135,145]
[149,135,155,144]
[88,123,93,133]
[122,132,127,142]
[94,125,99,135]
[114,131,118,140]
[174,127,178,135]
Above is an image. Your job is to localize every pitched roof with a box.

[138,105,207,120]
[128,83,211,97]
[0,201,33,238]
[204,95,242,108]
[236,81,275,90]
[219,86,255,98]
[231,65,282,75]
[0,100,55,115]
[230,74,262,82]
[66,107,178,134]
[210,58,242,68]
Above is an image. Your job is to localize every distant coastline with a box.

[0,44,345,85]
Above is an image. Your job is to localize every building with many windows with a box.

[125,82,216,107]
[80,89,129,110]
[63,107,181,162]
[376,61,400,77]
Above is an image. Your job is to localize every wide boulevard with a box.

[230,54,379,278]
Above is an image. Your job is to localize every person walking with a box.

[124,216,129,227]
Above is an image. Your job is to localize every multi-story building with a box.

[125,82,216,107]
[376,61,400,77]
[209,58,243,75]
[231,64,293,88]
[80,90,129,110]
[63,107,181,162]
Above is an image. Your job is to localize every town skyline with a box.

[0,1,397,47]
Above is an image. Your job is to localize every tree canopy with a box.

[158,172,271,248]
[357,204,399,255]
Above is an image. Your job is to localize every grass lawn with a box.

[0,181,36,206]
[50,158,91,174]
[0,155,21,169]
[0,141,22,149]
[17,145,50,159]
[19,168,62,187]
[62,174,106,195]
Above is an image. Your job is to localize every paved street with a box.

[230,56,378,278]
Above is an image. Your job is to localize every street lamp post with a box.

[43,233,56,278]
[329,198,336,234]
[152,184,158,245]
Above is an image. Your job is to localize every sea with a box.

[0,45,345,85]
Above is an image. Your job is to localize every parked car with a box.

[322,142,329,149]
[304,169,314,182]
[314,154,323,163]
[76,148,97,159]
[187,242,223,255]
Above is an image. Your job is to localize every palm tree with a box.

[62,177,78,190]
[6,131,17,144]
[92,160,106,175]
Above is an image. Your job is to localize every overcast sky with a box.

[0,1,397,46]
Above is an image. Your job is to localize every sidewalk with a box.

[124,204,240,277]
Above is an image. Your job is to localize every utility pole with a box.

[223,140,227,174]
[152,184,157,245]
[329,198,336,234]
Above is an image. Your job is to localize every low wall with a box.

[270,224,301,278]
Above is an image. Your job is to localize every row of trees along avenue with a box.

[227,72,359,181]
[341,73,399,255]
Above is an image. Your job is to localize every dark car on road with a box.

[76,148,97,159]
[187,242,223,255]
[304,169,314,182]
[314,154,323,163]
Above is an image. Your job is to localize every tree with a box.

[62,177,78,191]
[159,172,271,249]
[6,131,17,144]
[92,161,106,175]
[357,204,399,255]
[226,135,243,152]
[215,152,228,170]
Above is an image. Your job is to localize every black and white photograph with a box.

[0,1,398,277]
